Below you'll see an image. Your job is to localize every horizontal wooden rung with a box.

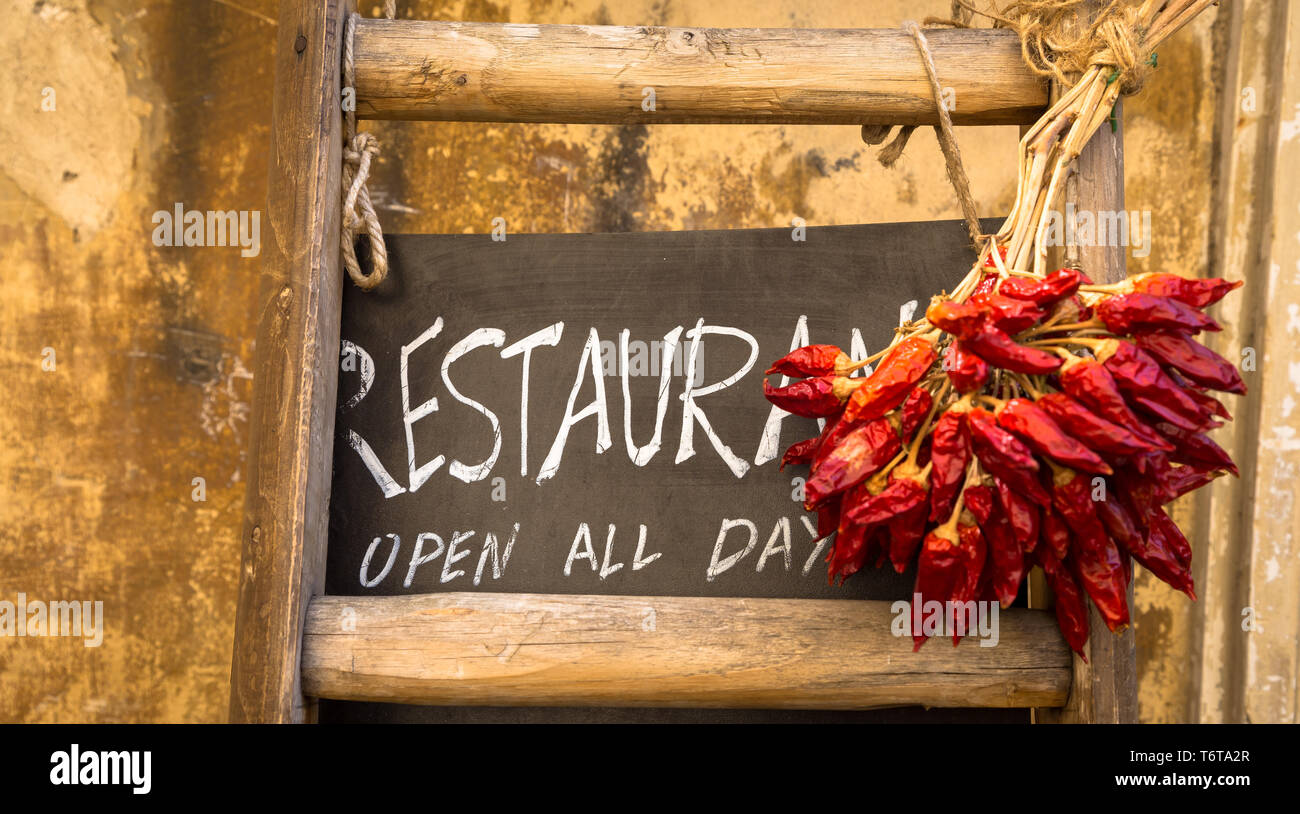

[352,21,1049,125]
[301,592,1071,709]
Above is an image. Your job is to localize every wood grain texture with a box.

[228,0,351,724]
[1039,99,1139,725]
[1192,0,1298,724]
[352,21,1048,125]
[302,593,1072,709]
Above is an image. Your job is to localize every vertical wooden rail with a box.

[1039,99,1139,724]
[229,0,352,723]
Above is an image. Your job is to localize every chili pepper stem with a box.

[1013,373,1044,399]
[1026,336,1107,351]
[871,449,910,487]
[905,380,951,462]
[843,345,894,373]
[1020,319,1105,338]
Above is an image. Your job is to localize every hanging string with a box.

[863,21,986,251]
[340,2,397,290]
[864,2,1165,253]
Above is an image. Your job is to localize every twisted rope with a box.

[957,0,1156,93]
[341,2,396,290]
[864,21,986,251]
[864,2,1161,252]
[907,21,983,249]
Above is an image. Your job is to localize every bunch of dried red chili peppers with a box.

[764,262,1242,655]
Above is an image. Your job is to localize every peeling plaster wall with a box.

[0,0,1289,722]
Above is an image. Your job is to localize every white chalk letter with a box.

[537,328,612,483]
[401,318,446,492]
[677,320,759,478]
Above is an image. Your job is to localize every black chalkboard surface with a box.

[321,219,1026,722]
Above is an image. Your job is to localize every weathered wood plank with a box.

[352,21,1048,125]
[302,593,1072,709]
[1193,0,1299,724]
[228,0,351,724]
[1039,98,1139,725]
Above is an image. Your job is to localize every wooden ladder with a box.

[228,1,1136,724]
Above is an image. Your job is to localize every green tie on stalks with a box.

[763,259,1243,654]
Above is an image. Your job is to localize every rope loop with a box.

[340,4,396,290]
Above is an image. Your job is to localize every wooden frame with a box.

[230,5,1135,723]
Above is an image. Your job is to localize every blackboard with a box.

[321,219,1025,722]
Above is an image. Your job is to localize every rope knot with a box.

[993,0,1156,95]
[1089,15,1152,94]
[340,12,390,290]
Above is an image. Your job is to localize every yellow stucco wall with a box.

[0,0,1291,722]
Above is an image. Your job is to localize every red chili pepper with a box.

[1047,293,1093,324]
[1034,392,1152,458]
[995,397,1112,475]
[839,471,929,530]
[887,501,930,574]
[1096,340,1211,432]
[763,375,857,418]
[842,337,936,423]
[1151,421,1239,476]
[929,509,990,646]
[811,410,855,470]
[965,484,1023,608]
[827,493,874,583]
[942,341,990,393]
[779,437,819,470]
[926,300,989,340]
[1058,357,1173,451]
[901,388,933,441]
[869,526,892,570]
[913,525,964,651]
[766,344,851,378]
[972,271,1000,297]
[953,513,988,625]
[1131,393,1215,434]
[1146,505,1194,571]
[1034,547,1090,659]
[1132,273,1242,308]
[1050,465,1130,632]
[1040,505,1072,560]
[1097,293,1222,334]
[965,323,1063,375]
[814,495,842,542]
[1171,379,1230,424]
[830,478,906,581]
[1161,464,1225,502]
[803,417,901,508]
[929,409,971,522]
[970,291,1047,334]
[1132,331,1245,395]
[966,408,1052,506]
[994,476,1039,554]
[1110,466,1163,529]
[982,245,1009,270]
[1130,449,1175,486]
[1095,495,1195,599]
[997,268,1083,306]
